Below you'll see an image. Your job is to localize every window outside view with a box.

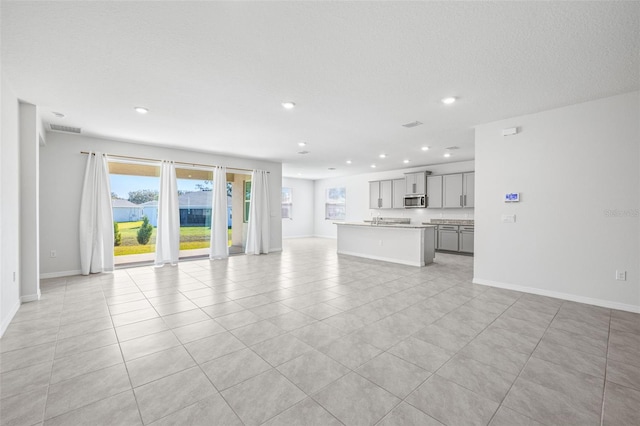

[109,162,232,264]
[325,187,346,220]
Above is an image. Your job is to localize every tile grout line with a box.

[398,289,525,426]
[120,267,147,426]
[485,300,569,426]
[599,311,613,426]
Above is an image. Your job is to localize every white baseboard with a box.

[472,277,640,314]
[40,270,81,279]
[282,235,315,239]
[313,234,337,239]
[0,299,21,337]
[20,289,41,303]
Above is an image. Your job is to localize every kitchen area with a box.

[333,166,474,266]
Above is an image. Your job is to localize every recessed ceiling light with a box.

[371,164,376,168]
[52,111,65,118]
[444,152,451,158]
[298,142,307,147]
[346,160,352,164]
[282,101,296,109]
[421,146,430,151]
[379,154,387,159]
[403,160,410,164]
[134,106,149,114]
[441,97,457,105]
[297,173,302,176]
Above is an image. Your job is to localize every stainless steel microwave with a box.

[404,195,426,208]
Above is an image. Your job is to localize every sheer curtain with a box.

[155,161,180,266]
[79,152,114,275]
[210,166,229,259]
[245,169,270,255]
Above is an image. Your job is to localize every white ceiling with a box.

[2,1,638,179]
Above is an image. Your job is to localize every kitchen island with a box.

[335,222,436,267]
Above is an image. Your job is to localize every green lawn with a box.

[114,221,231,256]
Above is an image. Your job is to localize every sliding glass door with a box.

[108,160,160,265]
[109,161,248,264]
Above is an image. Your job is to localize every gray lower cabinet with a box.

[436,225,474,254]
[437,225,459,251]
[459,226,474,253]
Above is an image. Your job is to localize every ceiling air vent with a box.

[49,124,81,134]
[402,121,423,128]
[444,146,460,150]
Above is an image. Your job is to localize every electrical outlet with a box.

[13,272,16,282]
[50,250,57,258]
[615,270,626,281]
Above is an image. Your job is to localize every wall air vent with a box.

[402,121,423,128]
[49,124,81,134]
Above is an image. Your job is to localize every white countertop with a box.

[334,221,437,229]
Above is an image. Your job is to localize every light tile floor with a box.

[1,238,639,426]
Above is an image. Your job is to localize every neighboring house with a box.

[141,200,158,227]
[179,191,212,227]
[129,192,232,227]
[178,191,233,227]
[112,199,143,222]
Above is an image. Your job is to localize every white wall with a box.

[474,91,640,312]
[39,132,282,277]
[1,75,21,336]
[282,177,314,238]
[19,102,41,301]
[313,161,475,238]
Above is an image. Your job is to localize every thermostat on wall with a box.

[504,193,520,202]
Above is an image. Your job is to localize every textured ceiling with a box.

[2,1,639,179]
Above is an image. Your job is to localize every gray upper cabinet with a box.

[443,173,464,208]
[369,180,393,209]
[369,181,380,209]
[442,172,474,208]
[392,178,405,209]
[426,175,442,208]
[463,172,474,208]
[405,171,426,195]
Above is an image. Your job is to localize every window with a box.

[282,187,292,219]
[325,187,346,220]
[175,167,213,255]
[108,160,160,263]
[243,180,251,222]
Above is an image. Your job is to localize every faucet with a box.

[374,212,381,226]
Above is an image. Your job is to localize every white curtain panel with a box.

[154,161,180,266]
[245,169,271,255]
[79,152,114,275]
[210,166,229,259]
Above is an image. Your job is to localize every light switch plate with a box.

[501,214,516,223]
